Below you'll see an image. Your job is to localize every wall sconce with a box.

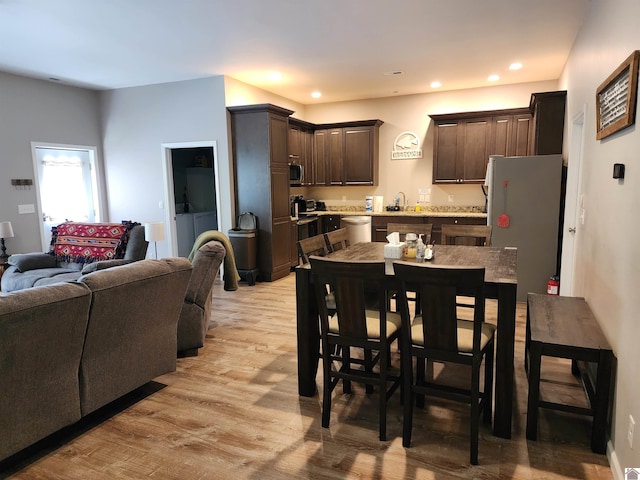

[144,222,165,259]
[0,221,15,261]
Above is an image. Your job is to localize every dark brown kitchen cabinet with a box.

[312,119,383,186]
[228,103,293,282]
[529,91,566,155]
[289,118,315,185]
[431,108,531,184]
[491,111,532,157]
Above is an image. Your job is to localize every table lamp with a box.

[144,222,164,259]
[0,221,14,261]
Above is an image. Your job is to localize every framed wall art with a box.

[596,50,640,140]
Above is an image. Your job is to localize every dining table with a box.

[295,241,518,439]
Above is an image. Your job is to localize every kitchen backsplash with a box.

[324,204,485,213]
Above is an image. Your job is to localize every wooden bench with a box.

[525,293,614,454]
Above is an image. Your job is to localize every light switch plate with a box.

[18,204,35,214]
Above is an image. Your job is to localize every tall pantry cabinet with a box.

[228,104,293,281]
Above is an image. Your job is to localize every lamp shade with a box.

[144,222,164,242]
[0,221,14,238]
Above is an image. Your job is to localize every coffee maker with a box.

[290,195,306,217]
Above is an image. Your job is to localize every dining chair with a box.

[309,256,402,441]
[324,228,350,253]
[441,224,492,246]
[297,234,329,264]
[393,261,495,465]
[298,235,335,314]
[385,223,433,312]
[387,223,433,244]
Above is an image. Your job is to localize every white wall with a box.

[302,80,558,209]
[0,72,102,253]
[100,76,231,258]
[561,0,640,474]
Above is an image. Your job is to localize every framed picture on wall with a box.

[596,50,640,140]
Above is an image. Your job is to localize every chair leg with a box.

[379,347,388,441]
[364,348,374,394]
[470,360,481,465]
[416,357,425,409]
[402,355,415,447]
[342,346,352,394]
[322,357,332,429]
[483,341,494,424]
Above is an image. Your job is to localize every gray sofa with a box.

[1,224,148,293]
[177,240,226,356]
[0,257,192,461]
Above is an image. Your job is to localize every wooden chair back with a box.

[441,225,492,246]
[324,228,350,253]
[297,235,329,264]
[309,256,387,341]
[387,223,433,243]
[393,262,485,354]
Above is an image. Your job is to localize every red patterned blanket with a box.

[50,222,135,263]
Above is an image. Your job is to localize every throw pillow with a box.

[8,253,57,272]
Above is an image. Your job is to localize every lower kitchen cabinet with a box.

[321,215,342,233]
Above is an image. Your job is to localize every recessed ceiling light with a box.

[311,91,322,98]
[430,81,442,88]
[488,74,500,82]
[509,62,523,71]
[384,70,404,76]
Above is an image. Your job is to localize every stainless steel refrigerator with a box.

[486,154,563,301]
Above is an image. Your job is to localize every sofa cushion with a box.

[80,259,133,274]
[49,221,139,264]
[8,253,57,272]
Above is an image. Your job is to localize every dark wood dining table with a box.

[295,241,518,439]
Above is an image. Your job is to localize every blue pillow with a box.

[8,253,57,272]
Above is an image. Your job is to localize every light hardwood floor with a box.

[1,273,613,479]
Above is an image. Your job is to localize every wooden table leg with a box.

[591,350,613,454]
[296,267,319,397]
[493,282,517,439]
[526,341,542,441]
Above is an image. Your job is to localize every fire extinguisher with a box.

[547,275,560,295]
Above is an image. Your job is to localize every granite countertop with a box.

[313,205,487,219]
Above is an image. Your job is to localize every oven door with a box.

[297,216,319,242]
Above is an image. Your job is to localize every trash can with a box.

[228,212,259,286]
[341,216,372,244]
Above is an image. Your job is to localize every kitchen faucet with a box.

[394,191,406,209]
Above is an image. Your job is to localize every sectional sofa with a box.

[0,257,192,462]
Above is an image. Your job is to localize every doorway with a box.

[161,141,221,257]
[559,105,586,296]
[31,143,104,251]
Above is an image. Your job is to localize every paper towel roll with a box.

[373,196,384,213]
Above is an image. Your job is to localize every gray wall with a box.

[561,0,640,473]
[0,72,102,253]
[99,76,233,259]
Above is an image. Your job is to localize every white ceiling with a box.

[0,0,590,104]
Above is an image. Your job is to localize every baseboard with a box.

[608,439,623,480]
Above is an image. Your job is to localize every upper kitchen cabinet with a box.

[430,91,566,185]
[228,103,294,282]
[529,91,566,155]
[288,118,315,185]
[431,113,494,184]
[313,119,383,186]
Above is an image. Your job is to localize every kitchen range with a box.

[291,195,323,255]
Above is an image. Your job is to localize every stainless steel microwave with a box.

[289,163,303,185]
